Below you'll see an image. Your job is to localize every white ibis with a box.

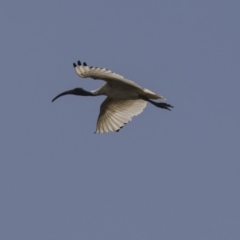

[52,60,173,133]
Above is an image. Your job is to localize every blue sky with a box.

[1,1,240,239]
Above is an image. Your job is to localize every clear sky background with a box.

[1,1,240,239]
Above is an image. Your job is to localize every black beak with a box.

[52,88,94,102]
[52,89,76,102]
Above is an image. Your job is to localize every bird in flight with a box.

[52,60,173,133]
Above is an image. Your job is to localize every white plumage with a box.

[96,98,147,133]
[52,60,173,133]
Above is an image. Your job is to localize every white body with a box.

[74,61,166,133]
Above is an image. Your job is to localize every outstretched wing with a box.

[95,97,147,133]
[73,60,143,89]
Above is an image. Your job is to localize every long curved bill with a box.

[52,89,74,102]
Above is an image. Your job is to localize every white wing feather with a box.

[96,97,147,133]
[74,61,143,89]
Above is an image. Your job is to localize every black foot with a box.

[155,102,174,111]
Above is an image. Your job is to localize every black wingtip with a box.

[83,62,87,66]
[77,60,81,66]
[116,126,124,132]
[73,63,77,68]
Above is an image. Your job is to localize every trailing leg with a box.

[140,96,174,111]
